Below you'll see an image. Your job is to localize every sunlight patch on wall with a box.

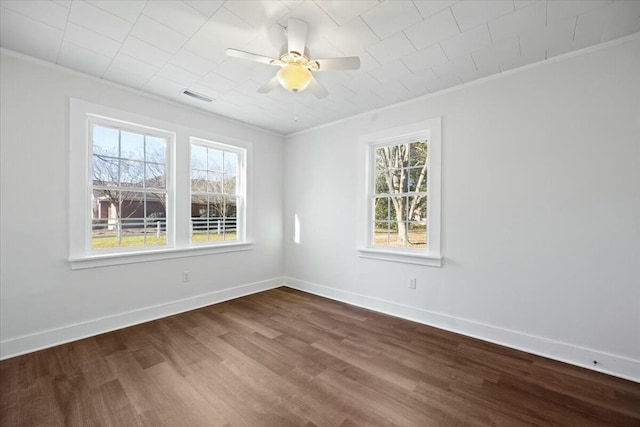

[294,214,300,244]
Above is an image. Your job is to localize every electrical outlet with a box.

[408,277,416,289]
[182,271,191,283]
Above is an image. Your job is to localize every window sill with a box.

[357,247,442,267]
[69,242,254,270]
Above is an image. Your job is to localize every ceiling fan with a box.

[226,18,360,99]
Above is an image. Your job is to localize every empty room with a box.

[1,0,639,425]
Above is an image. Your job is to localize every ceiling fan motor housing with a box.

[277,48,320,71]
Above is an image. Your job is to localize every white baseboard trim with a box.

[0,277,285,360]
[283,277,640,383]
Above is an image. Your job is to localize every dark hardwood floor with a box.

[1,287,639,426]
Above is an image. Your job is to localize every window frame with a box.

[69,98,254,269]
[358,118,442,267]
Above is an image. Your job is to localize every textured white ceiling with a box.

[1,0,639,134]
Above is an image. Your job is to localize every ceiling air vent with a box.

[183,89,213,102]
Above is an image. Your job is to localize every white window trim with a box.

[357,118,442,267]
[69,98,254,269]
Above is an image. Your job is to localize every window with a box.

[372,140,427,249]
[69,99,253,269]
[190,139,245,244]
[358,118,442,266]
[90,120,171,251]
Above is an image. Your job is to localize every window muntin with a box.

[90,122,170,251]
[372,139,428,250]
[190,139,244,244]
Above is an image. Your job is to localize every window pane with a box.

[408,222,427,248]
[373,221,389,246]
[191,144,207,169]
[375,172,388,195]
[145,195,167,247]
[400,168,409,193]
[223,151,238,195]
[380,168,404,194]
[224,197,238,241]
[208,172,223,193]
[146,136,166,163]
[207,196,224,242]
[120,160,145,187]
[224,151,238,176]
[388,222,406,247]
[223,174,236,194]
[191,169,207,192]
[207,196,224,220]
[191,195,209,242]
[409,140,427,166]
[146,193,167,217]
[388,196,407,221]
[409,167,427,192]
[408,195,427,222]
[374,197,389,221]
[145,163,165,189]
[92,155,119,187]
[92,126,119,156]
[375,146,388,174]
[120,197,146,247]
[208,148,223,172]
[92,221,115,250]
[91,190,116,249]
[395,144,409,169]
[120,131,144,161]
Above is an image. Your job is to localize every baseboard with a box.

[283,277,640,383]
[0,277,285,360]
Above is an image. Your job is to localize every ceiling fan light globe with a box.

[277,63,312,93]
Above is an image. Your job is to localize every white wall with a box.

[0,51,284,358]
[283,38,640,381]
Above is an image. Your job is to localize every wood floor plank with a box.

[311,338,420,391]
[2,287,639,426]
[273,334,351,372]
[412,380,533,427]
[194,359,301,427]
[220,310,283,339]
[1,375,65,427]
[144,362,229,427]
[316,368,435,426]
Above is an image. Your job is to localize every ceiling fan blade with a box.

[314,57,361,71]
[226,48,278,66]
[257,76,280,94]
[287,18,307,55]
[307,76,328,99]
